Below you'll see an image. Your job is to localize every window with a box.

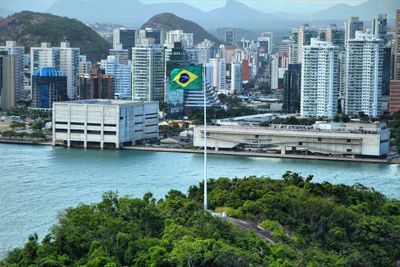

[104,131,116,136]
[88,123,101,126]
[71,122,84,126]
[299,142,303,146]
[55,128,67,133]
[70,129,84,134]
[318,138,322,142]
[255,135,259,138]
[347,139,351,143]
[347,148,352,153]
[104,124,116,127]
[87,130,101,135]
[55,121,67,125]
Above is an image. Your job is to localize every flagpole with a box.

[202,57,208,211]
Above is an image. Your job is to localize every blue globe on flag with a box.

[179,73,191,84]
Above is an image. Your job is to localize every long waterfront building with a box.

[193,122,390,157]
[52,100,159,149]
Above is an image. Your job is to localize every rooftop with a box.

[57,99,158,106]
[33,67,65,77]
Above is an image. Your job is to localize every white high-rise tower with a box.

[345,32,383,117]
[301,39,339,118]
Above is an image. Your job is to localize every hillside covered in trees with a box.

[0,11,111,61]
[1,173,399,266]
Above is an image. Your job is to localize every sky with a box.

[1,0,368,13]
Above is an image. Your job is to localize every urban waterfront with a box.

[0,143,399,257]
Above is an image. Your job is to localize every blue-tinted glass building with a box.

[32,67,68,109]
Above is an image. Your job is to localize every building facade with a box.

[77,72,113,100]
[131,45,166,102]
[301,39,339,118]
[389,80,400,113]
[31,68,68,109]
[52,100,159,149]
[113,28,135,59]
[0,41,24,101]
[104,55,131,99]
[345,32,383,117]
[283,63,301,114]
[0,52,16,110]
[30,42,80,100]
[394,9,400,80]
[231,62,243,92]
[344,17,364,44]
[193,122,390,157]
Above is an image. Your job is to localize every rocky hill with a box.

[0,11,111,61]
[141,13,220,45]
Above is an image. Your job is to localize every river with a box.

[0,143,399,257]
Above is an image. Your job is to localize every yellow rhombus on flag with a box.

[170,65,203,91]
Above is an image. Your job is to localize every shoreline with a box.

[0,138,396,164]
[123,146,393,164]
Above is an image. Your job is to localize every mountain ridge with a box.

[141,13,220,45]
[0,11,111,61]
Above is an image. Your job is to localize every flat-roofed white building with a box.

[52,100,159,149]
[193,122,390,157]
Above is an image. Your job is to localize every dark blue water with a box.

[0,143,399,257]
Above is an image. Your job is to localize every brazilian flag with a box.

[170,65,203,91]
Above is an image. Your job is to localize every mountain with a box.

[45,0,400,31]
[206,0,282,28]
[47,0,205,26]
[0,11,111,61]
[309,0,400,20]
[141,13,220,45]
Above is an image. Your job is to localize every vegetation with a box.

[0,130,46,139]
[257,81,272,95]
[2,173,399,266]
[142,13,219,44]
[260,116,318,127]
[0,11,111,61]
[380,111,400,152]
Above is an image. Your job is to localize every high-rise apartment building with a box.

[297,24,318,63]
[326,24,345,49]
[301,39,339,118]
[136,28,162,46]
[225,30,235,46]
[270,54,279,90]
[344,17,364,44]
[372,14,387,44]
[77,71,114,100]
[31,42,79,100]
[165,30,194,48]
[132,44,165,102]
[345,32,383,117]
[0,41,24,101]
[59,42,80,100]
[207,56,226,92]
[113,28,135,59]
[289,29,299,64]
[231,62,243,92]
[0,51,16,110]
[283,64,301,114]
[394,9,400,80]
[104,55,131,99]
[79,56,92,74]
[109,46,130,65]
[389,80,400,113]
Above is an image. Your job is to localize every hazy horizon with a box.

[1,0,368,13]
